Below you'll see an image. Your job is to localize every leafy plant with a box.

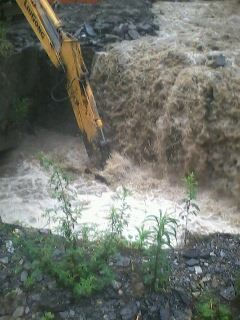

[41,312,55,320]
[180,172,200,245]
[142,210,177,291]
[135,223,151,251]
[108,187,131,240]
[196,293,232,320]
[40,154,82,247]
[24,273,36,290]
[0,22,12,57]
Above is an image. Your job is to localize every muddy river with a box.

[0,129,239,246]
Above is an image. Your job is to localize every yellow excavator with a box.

[3,0,109,165]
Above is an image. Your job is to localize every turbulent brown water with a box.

[0,129,239,245]
[91,0,240,205]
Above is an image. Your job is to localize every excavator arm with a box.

[15,0,109,164]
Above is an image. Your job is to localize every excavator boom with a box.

[15,0,108,164]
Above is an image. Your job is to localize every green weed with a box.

[41,312,55,320]
[108,186,131,240]
[180,172,200,245]
[135,223,151,251]
[142,210,177,291]
[40,154,82,247]
[196,293,232,320]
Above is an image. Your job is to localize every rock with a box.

[175,288,192,306]
[208,53,226,68]
[215,263,223,273]
[188,267,195,273]
[1,288,25,315]
[202,274,211,282]
[31,293,41,302]
[59,311,69,319]
[12,306,24,319]
[128,29,140,40]
[104,34,122,42]
[211,276,219,288]
[39,229,51,235]
[23,261,32,271]
[137,23,153,33]
[25,307,30,315]
[0,271,8,283]
[69,310,75,317]
[192,291,201,298]
[132,280,145,298]
[115,254,131,267]
[20,271,28,282]
[183,249,209,259]
[119,23,129,35]
[38,293,71,312]
[19,259,24,265]
[220,285,236,301]
[220,250,226,258]
[186,258,199,267]
[118,289,123,296]
[173,309,192,320]
[111,280,121,291]
[120,301,138,320]
[47,280,57,290]
[194,266,203,275]
[182,249,199,259]
[0,257,9,264]
[5,240,14,254]
[94,21,113,33]
[35,272,43,282]
[106,15,122,25]
[159,303,171,320]
[84,23,96,37]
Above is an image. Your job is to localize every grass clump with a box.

[195,292,232,320]
[135,223,151,251]
[41,312,55,320]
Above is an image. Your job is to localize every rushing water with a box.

[0,129,239,246]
